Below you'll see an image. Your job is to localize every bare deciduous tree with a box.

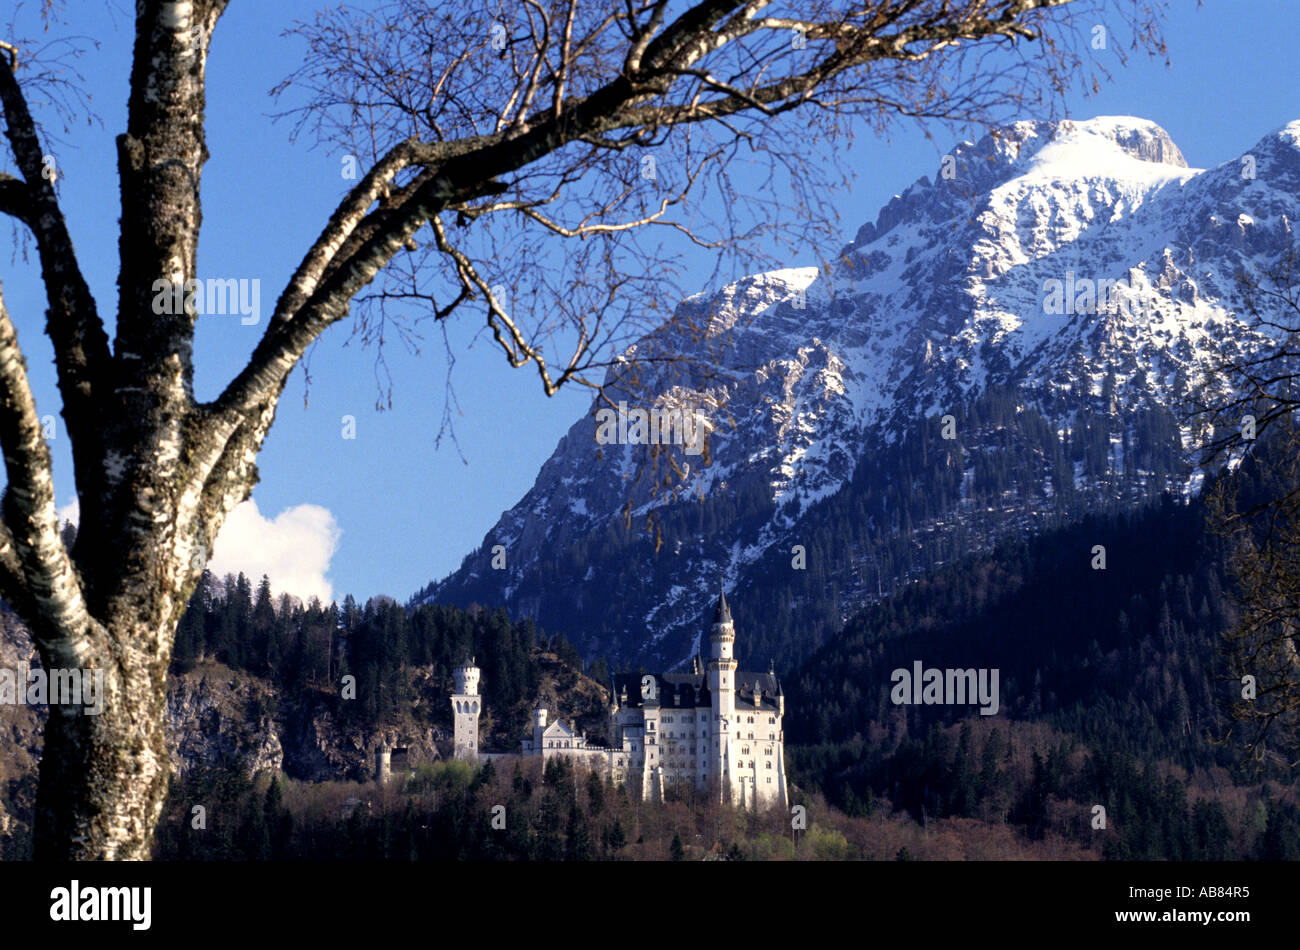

[0,0,1163,858]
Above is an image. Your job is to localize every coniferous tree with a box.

[605,819,626,855]
[565,805,592,861]
[587,770,605,816]
[670,831,685,861]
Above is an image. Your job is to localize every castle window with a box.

[769,717,776,724]
[747,716,754,723]
[664,716,674,723]
[766,761,772,769]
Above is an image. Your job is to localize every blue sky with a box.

[3,0,1298,604]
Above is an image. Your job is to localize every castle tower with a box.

[533,706,548,755]
[707,587,738,802]
[708,588,737,716]
[375,743,392,785]
[451,659,482,763]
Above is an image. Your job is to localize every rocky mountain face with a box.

[419,116,1300,670]
[161,664,449,784]
[0,623,448,787]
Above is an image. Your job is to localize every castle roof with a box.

[611,671,781,712]
[613,672,705,709]
[541,719,580,739]
[734,673,781,711]
[713,587,732,625]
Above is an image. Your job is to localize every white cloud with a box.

[209,499,341,603]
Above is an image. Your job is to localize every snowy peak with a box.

[851,117,1191,250]
[1233,120,1300,194]
[958,116,1190,183]
[1015,116,1189,171]
[1277,118,1300,154]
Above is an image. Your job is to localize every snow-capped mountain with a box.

[417,116,1300,670]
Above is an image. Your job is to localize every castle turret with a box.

[708,587,737,718]
[454,661,480,696]
[375,743,392,784]
[707,586,738,802]
[532,706,548,755]
[451,659,482,762]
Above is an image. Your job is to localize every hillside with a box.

[784,436,1300,859]
[0,589,608,859]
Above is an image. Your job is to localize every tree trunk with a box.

[33,617,174,860]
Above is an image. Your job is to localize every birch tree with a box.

[0,0,1163,858]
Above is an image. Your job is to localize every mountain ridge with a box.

[418,115,1300,670]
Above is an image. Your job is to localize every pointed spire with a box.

[713,584,732,624]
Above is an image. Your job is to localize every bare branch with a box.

[0,41,112,500]
[232,0,1144,434]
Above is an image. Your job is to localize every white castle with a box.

[449,590,789,810]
